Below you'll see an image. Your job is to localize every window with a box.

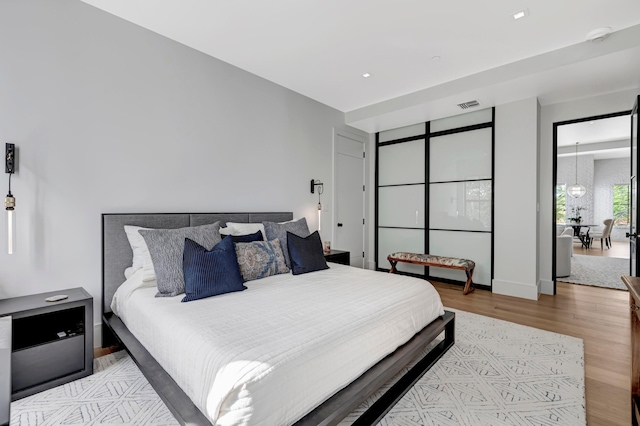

[555,184,566,223]
[613,184,630,226]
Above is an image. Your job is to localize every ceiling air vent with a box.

[457,100,480,110]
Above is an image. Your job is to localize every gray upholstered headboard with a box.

[101,212,293,314]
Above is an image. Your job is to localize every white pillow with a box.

[225,222,265,239]
[124,225,151,272]
[124,267,135,280]
[124,225,156,282]
[220,226,233,236]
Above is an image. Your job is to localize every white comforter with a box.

[112,264,444,426]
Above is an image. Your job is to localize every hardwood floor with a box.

[433,280,630,426]
[95,281,631,425]
[573,239,629,259]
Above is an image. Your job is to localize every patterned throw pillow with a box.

[262,218,310,268]
[234,239,290,282]
[139,222,222,297]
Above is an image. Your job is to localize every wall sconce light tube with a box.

[5,205,14,255]
[311,179,324,232]
[5,143,15,255]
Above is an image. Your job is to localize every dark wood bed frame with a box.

[101,212,455,426]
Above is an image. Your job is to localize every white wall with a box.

[594,158,630,241]
[493,98,540,300]
[0,0,366,342]
[539,89,639,294]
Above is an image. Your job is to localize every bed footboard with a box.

[295,310,455,426]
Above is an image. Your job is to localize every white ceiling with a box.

[81,0,640,130]
[557,115,631,160]
[558,115,630,147]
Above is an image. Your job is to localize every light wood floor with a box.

[433,280,630,426]
[95,282,631,425]
[573,240,629,259]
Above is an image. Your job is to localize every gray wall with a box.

[0,0,361,336]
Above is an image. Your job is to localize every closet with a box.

[375,108,495,289]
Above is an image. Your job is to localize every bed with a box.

[102,212,454,426]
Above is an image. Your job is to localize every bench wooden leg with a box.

[388,260,397,274]
[463,268,475,295]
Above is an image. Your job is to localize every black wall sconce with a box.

[310,179,324,231]
[5,143,15,254]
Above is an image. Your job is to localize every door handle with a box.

[337,223,343,227]
[627,232,638,238]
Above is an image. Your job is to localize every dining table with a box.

[558,222,598,248]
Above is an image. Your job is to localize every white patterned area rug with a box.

[11,310,585,426]
[341,309,585,426]
[561,254,628,291]
[10,351,178,426]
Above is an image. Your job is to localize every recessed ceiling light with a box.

[512,9,529,20]
[431,56,441,61]
[362,73,371,78]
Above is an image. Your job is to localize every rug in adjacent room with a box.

[560,254,628,290]
[11,309,585,426]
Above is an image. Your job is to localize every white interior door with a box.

[335,132,365,267]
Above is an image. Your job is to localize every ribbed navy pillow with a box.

[231,230,263,243]
[287,231,329,275]
[182,236,246,302]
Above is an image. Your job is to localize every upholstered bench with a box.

[387,252,476,295]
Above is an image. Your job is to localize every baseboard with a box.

[539,279,554,295]
[94,323,102,348]
[366,260,376,270]
[492,279,539,300]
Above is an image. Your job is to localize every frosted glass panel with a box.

[429,230,491,286]
[430,181,491,231]
[379,185,425,228]
[430,128,492,182]
[378,228,424,275]
[379,123,425,142]
[379,140,425,186]
[430,108,492,132]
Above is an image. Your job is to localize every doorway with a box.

[553,110,632,292]
[333,128,366,267]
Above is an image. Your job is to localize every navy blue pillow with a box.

[287,231,329,275]
[182,236,246,302]
[231,230,263,243]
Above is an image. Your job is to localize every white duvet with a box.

[112,264,444,426]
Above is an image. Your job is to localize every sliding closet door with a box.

[375,109,494,289]
[428,109,493,286]
[376,124,426,275]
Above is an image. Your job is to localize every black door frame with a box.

[552,110,632,294]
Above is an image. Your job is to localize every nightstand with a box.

[324,249,351,266]
[0,288,93,400]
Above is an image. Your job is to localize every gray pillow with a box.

[263,218,310,268]
[139,222,221,297]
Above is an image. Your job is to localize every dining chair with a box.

[589,219,614,250]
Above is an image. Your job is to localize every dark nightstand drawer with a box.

[12,335,84,392]
[324,249,350,266]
